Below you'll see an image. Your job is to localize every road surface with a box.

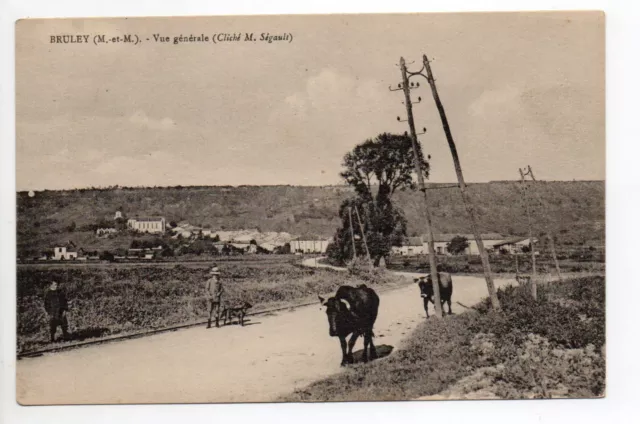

[16,259,517,405]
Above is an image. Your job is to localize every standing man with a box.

[44,281,70,342]
[205,264,224,328]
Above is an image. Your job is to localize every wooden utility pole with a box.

[354,206,374,271]
[526,166,562,282]
[422,54,500,310]
[399,57,443,318]
[519,167,537,300]
[347,206,357,261]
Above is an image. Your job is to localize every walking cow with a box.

[318,284,379,366]
[415,272,454,317]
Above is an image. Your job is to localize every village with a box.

[29,209,333,262]
[30,207,537,263]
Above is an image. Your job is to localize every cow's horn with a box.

[340,298,351,310]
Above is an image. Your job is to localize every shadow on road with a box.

[223,319,262,327]
[351,344,394,364]
[66,327,111,342]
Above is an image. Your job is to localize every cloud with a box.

[129,110,176,131]
[468,86,521,118]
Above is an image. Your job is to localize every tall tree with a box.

[446,235,470,255]
[328,133,430,266]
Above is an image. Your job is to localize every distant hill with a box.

[16,181,605,256]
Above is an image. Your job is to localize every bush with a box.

[285,275,605,402]
[473,277,605,349]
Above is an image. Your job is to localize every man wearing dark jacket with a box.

[44,281,70,342]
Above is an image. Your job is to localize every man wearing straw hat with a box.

[205,264,224,328]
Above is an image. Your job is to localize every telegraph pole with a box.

[347,206,357,261]
[526,165,562,282]
[354,205,374,271]
[520,167,537,300]
[422,54,500,310]
[397,57,443,318]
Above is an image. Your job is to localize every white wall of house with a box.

[466,239,504,255]
[53,247,78,260]
[96,228,117,236]
[392,245,426,256]
[127,217,166,234]
[290,240,330,253]
[495,238,536,254]
[421,239,504,255]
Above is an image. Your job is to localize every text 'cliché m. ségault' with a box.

[153,33,292,44]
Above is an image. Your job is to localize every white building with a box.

[127,217,166,234]
[53,246,78,260]
[391,237,426,256]
[422,233,505,255]
[96,228,117,236]
[114,211,123,220]
[492,237,538,254]
[290,237,331,254]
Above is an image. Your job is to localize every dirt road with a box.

[16,260,517,405]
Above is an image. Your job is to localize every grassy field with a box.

[386,251,605,275]
[16,256,405,353]
[283,275,605,402]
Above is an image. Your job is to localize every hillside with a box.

[16,181,605,256]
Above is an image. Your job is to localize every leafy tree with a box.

[100,251,115,261]
[114,217,127,231]
[67,221,76,232]
[211,234,220,242]
[328,133,429,266]
[275,242,291,255]
[169,221,178,228]
[447,235,470,255]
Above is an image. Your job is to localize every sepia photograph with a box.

[14,11,605,406]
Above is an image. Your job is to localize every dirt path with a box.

[16,259,517,405]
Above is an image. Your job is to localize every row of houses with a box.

[99,211,334,253]
[391,234,536,256]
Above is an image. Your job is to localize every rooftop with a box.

[421,233,505,243]
[403,237,424,247]
[493,237,534,247]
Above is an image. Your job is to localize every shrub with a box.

[285,275,605,401]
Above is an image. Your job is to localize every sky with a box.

[15,12,605,191]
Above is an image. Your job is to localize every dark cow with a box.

[318,284,379,366]
[415,272,454,317]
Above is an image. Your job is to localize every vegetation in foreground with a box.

[17,260,404,353]
[283,275,605,402]
[385,251,605,275]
